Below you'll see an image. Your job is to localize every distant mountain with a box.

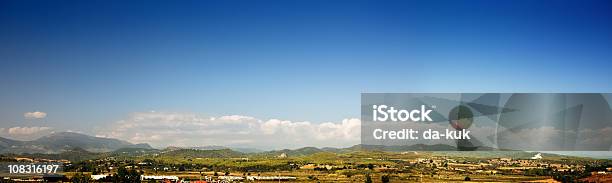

[185,146,263,153]
[0,132,152,154]
[253,144,497,157]
[160,149,244,158]
[257,147,327,157]
[320,147,345,152]
[0,137,21,150]
[24,147,100,162]
[111,147,161,155]
[346,144,457,151]
[431,151,574,160]
[191,146,227,150]
[229,147,264,153]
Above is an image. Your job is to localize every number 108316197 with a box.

[6,164,60,174]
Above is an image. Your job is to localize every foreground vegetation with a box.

[1,147,611,182]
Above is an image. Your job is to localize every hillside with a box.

[346,144,457,152]
[0,132,152,154]
[259,147,325,157]
[159,149,245,158]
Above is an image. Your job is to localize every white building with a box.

[91,174,110,180]
[531,153,543,160]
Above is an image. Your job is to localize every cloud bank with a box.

[0,126,54,140]
[96,112,360,149]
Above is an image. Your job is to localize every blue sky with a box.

[1,0,612,148]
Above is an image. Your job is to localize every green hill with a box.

[159,148,244,158]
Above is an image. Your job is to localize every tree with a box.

[381,174,390,183]
[179,165,186,171]
[71,172,91,183]
[365,174,372,183]
[116,166,127,183]
[115,167,141,183]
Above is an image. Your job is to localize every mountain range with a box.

[0,132,597,160]
[0,132,152,154]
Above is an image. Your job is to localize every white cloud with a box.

[24,111,47,119]
[6,126,52,135]
[96,111,360,149]
[0,126,54,140]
